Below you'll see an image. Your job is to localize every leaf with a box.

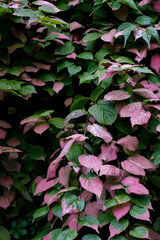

[66,109,87,120]
[121,160,145,176]
[56,229,78,240]
[101,29,117,44]
[79,174,103,198]
[104,90,131,101]
[87,124,112,143]
[135,16,153,26]
[33,206,49,221]
[141,30,151,48]
[28,145,46,160]
[133,88,158,99]
[109,219,129,239]
[70,97,89,112]
[83,33,102,42]
[77,52,93,60]
[95,49,111,62]
[61,194,85,216]
[79,154,102,174]
[131,195,151,209]
[81,234,102,240]
[115,191,131,204]
[19,85,36,95]
[53,82,64,93]
[98,210,115,225]
[40,72,56,82]
[150,54,160,73]
[59,165,72,188]
[34,122,49,135]
[117,135,139,151]
[128,155,154,169]
[120,102,142,117]
[0,226,10,240]
[78,216,99,226]
[104,199,118,209]
[130,110,151,127]
[34,178,59,195]
[113,202,130,221]
[119,0,139,10]
[68,64,82,77]
[100,165,120,176]
[99,143,119,162]
[129,227,149,239]
[130,205,150,222]
[56,42,75,55]
[32,228,51,240]
[88,101,117,125]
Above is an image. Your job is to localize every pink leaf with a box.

[33,0,60,12]
[0,190,15,209]
[104,90,131,101]
[23,122,35,134]
[42,232,52,240]
[48,207,54,221]
[31,79,46,86]
[34,178,59,195]
[44,191,59,206]
[53,82,64,93]
[120,102,142,117]
[0,120,12,128]
[11,27,27,42]
[67,53,77,59]
[133,88,159,99]
[156,125,160,132]
[130,110,151,127]
[121,160,145,176]
[64,97,72,107]
[99,143,119,162]
[100,165,121,176]
[2,158,21,172]
[128,155,154,169]
[66,134,88,142]
[79,175,103,198]
[101,29,117,45]
[85,201,102,218]
[34,122,49,135]
[79,154,102,174]
[137,208,151,222]
[151,54,160,72]
[121,176,139,186]
[0,129,7,139]
[153,0,160,12]
[68,0,79,6]
[148,228,160,240]
[0,176,13,190]
[59,165,72,188]
[117,135,139,151]
[33,62,51,70]
[139,0,151,6]
[128,48,147,63]
[20,116,39,125]
[114,30,124,38]
[63,213,82,231]
[0,146,21,153]
[127,183,149,195]
[140,80,159,92]
[79,191,93,201]
[70,22,83,32]
[7,138,20,147]
[113,202,130,221]
[87,124,112,144]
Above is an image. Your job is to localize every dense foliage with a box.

[1,0,160,239]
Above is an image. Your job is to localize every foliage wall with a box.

[1,0,160,239]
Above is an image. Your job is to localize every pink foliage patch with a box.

[34,178,59,195]
[128,155,154,169]
[79,191,93,201]
[68,0,80,6]
[127,183,149,195]
[79,175,103,198]
[53,82,64,94]
[130,110,151,127]
[139,0,151,6]
[153,0,160,12]
[98,143,119,162]
[7,138,20,147]
[133,88,159,100]
[33,62,51,70]
[64,97,72,107]
[34,122,49,135]
[0,129,7,139]
[117,135,139,151]
[70,22,83,32]
[137,208,151,222]
[120,102,142,117]
[44,192,59,206]
[150,54,160,73]
[59,165,72,188]
[0,190,15,209]
[0,120,12,128]
[79,154,102,174]
[33,0,60,12]
[121,160,145,176]
[113,202,130,221]
[101,29,116,45]
[0,176,13,190]
[104,90,131,101]
[100,165,121,176]
[87,124,112,143]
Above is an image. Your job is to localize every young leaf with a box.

[113,202,130,221]
[109,219,129,239]
[120,102,142,117]
[87,124,112,143]
[79,154,102,174]
[117,135,139,151]
[121,160,145,176]
[130,205,150,222]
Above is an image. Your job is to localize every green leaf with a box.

[104,199,118,209]
[57,229,78,240]
[141,30,151,48]
[0,79,9,90]
[9,80,24,90]
[7,67,22,76]
[38,5,57,14]
[70,97,90,112]
[40,72,56,82]
[131,195,151,208]
[83,33,102,42]
[95,49,111,62]
[150,175,160,189]
[147,27,160,44]
[133,66,152,74]
[129,227,148,238]
[115,121,132,135]
[45,34,59,41]
[111,55,135,64]
[110,219,129,233]
[35,109,54,117]
[77,52,93,60]
[66,143,83,164]
[50,229,61,240]
[28,145,46,160]
[78,216,99,226]
[56,42,75,55]
[81,234,102,240]
[119,0,139,10]
[88,100,117,125]
[91,86,104,101]
[49,117,64,129]
[14,8,42,18]
[148,74,160,86]
[130,205,147,219]
[115,191,131,204]
[154,217,160,231]
[98,210,115,224]
[79,72,97,85]
[33,206,49,221]
[57,60,73,72]
[68,64,82,77]
[40,17,68,25]
[19,85,36,95]
[135,16,154,26]
[32,227,51,240]
[0,226,10,240]
[62,194,85,213]
[66,109,87,120]
[52,204,62,218]
[111,236,127,240]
